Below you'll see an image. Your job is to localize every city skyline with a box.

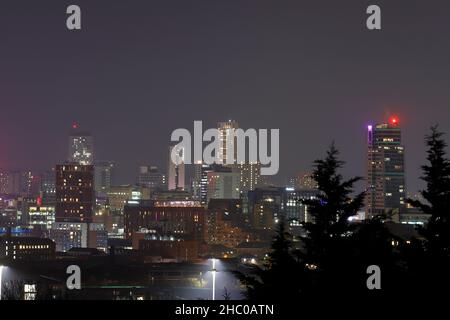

[0,116,434,196]
[1,1,450,194]
[1,0,450,307]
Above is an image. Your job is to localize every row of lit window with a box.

[19,245,50,249]
[60,198,82,202]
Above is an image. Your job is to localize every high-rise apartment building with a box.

[238,162,261,195]
[217,120,239,164]
[55,164,94,223]
[367,117,406,218]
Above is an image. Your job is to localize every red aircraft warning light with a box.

[72,122,79,129]
[390,116,399,126]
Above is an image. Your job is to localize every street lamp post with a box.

[0,265,4,300]
[211,259,217,301]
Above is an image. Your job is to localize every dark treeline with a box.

[237,126,450,301]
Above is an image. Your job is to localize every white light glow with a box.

[211,259,217,301]
[0,265,4,300]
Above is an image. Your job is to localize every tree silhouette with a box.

[236,218,303,300]
[408,125,450,256]
[236,137,450,300]
[406,125,450,293]
[300,144,365,294]
[222,287,231,300]
[350,214,404,295]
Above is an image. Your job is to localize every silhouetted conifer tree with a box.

[408,125,450,255]
[300,144,365,294]
[236,218,303,300]
[406,125,450,293]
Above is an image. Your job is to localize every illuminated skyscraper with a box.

[366,117,406,218]
[217,120,239,165]
[200,164,213,206]
[238,162,261,195]
[217,120,261,196]
[68,124,94,165]
[55,164,94,223]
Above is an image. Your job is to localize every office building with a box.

[0,206,18,228]
[50,222,88,252]
[191,161,203,201]
[206,165,240,203]
[94,161,115,193]
[28,205,55,230]
[107,185,150,215]
[124,199,205,241]
[199,164,213,206]
[282,188,317,223]
[248,187,284,230]
[0,235,55,261]
[68,125,94,165]
[88,223,108,251]
[40,169,56,205]
[138,165,166,191]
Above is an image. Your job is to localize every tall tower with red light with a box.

[366,117,406,218]
[68,123,94,165]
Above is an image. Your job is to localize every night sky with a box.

[1,0,450,193]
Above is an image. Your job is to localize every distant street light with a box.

[0,265,4,300]
[211,259,217,301]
